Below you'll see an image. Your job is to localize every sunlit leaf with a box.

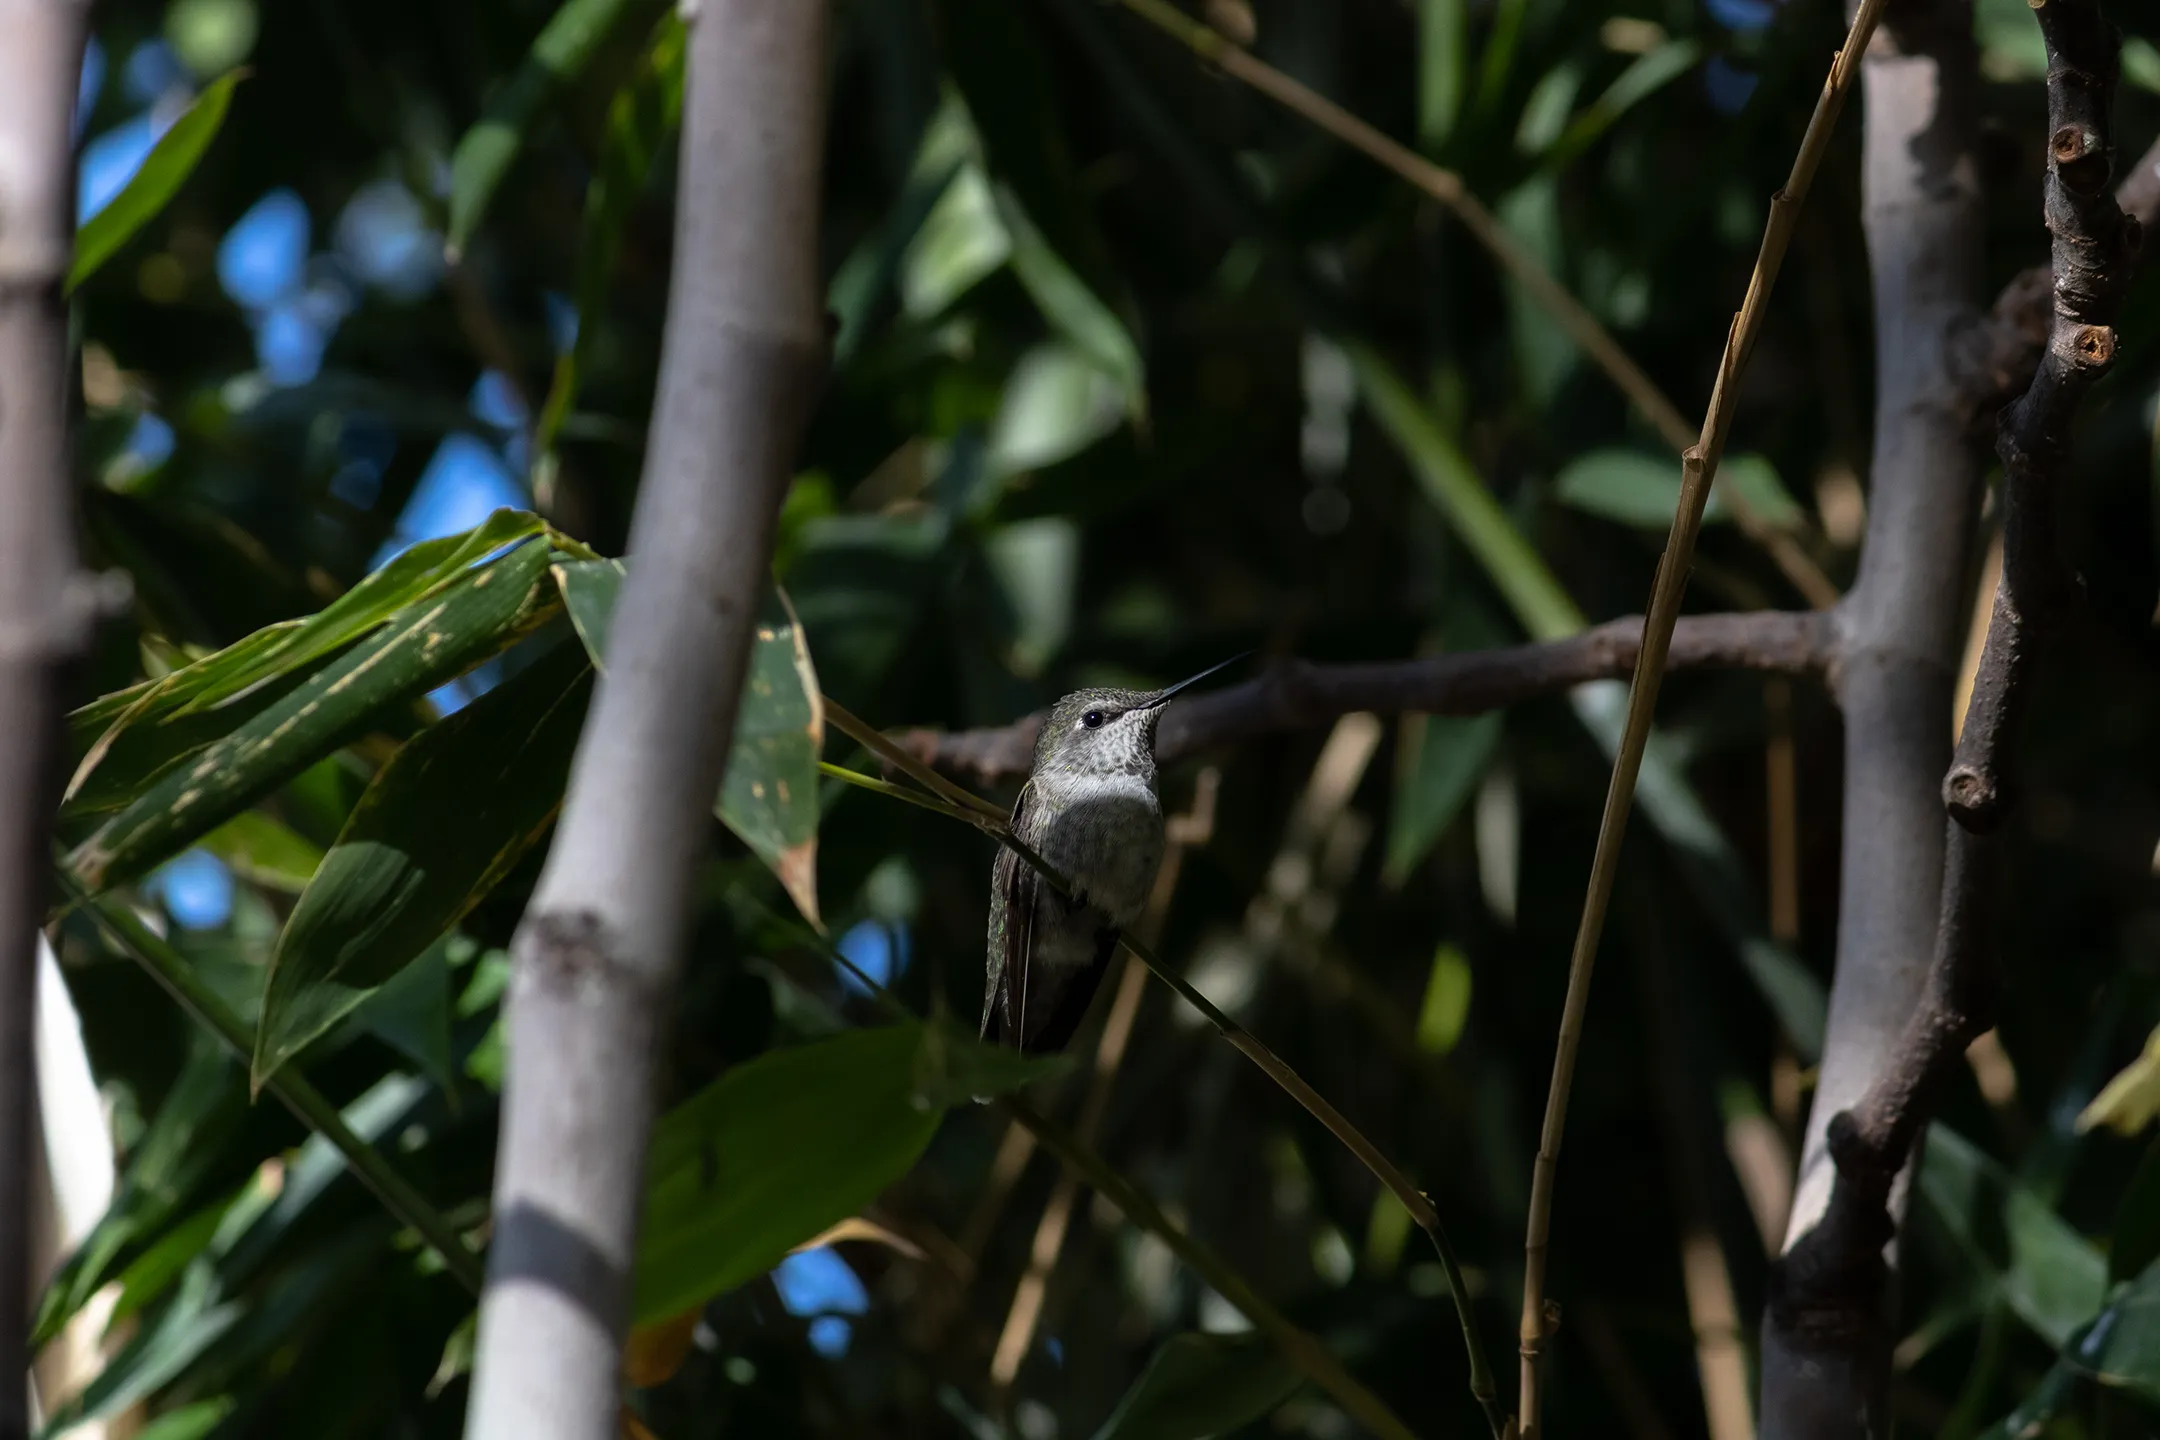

[2078,1022,2160,1138]
[199,809,323,893]
[253,642,592,1085]
[1540,40,1701,173]
[66,537,560,891]
[65,509,549,818]
[1088,1332,1304,1440]
[1556,449,1805,531]
[555,559,824,926]
[995,185,1145,421]
[70,69,247,292]
[446,0,669,252]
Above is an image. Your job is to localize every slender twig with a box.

[826,696,1504,1435]
[60,876,487,1294]
[1515,3,1890,1430]
[896,610,1837,787]
[1002,1097,1423,1440]
[1109,0,1841,610]
[1768,5,2131,1430]
[1948,128,2160,418]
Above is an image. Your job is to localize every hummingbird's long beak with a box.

[1139,651,1253,710]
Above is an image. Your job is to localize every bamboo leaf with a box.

[1089,1332,1305,1440]
[65,508,549,817]
[252,642,593,1085]
[1921,1125,2106,1350]
[70,69,247,292]
[199,810,324,893]
[2078,1022,2160,1138]
[1556,449,1805,531]
[555,559,824,926]
[446,0,668,253]
[632,1022,1061,1323]
[66,537,560,892]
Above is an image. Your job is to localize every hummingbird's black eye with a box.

[1082,710,1105,728]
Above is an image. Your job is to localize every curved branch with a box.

[894,610,1836,786]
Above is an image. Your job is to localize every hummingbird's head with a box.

[1031,654,1250,781]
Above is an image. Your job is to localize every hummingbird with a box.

[982,655,1247,1055]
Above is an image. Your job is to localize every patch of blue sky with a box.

[76,37,104,141]
[78,113,164,225]
[836,920,910,995]
[772,1249,867,1358]
[370,433,527,571]
[335,178,442,302]
[218,188,310,311]
[122,38,188,106]
[145,849,234,930]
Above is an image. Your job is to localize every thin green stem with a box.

[822,695,1008,821]
[1002,1097,1422,1440]
[819,759,992,827]
[1513,3,1890,1433]
[58,874,486,1296]
[817,706,1501,1435]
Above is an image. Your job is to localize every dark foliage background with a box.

[32,0,2160,1436]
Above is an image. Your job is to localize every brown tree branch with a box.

[894,610,1836,786]
[1948,129,2158,421]
[1767,2,2132,1433]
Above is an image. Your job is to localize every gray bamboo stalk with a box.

[462,5,831,1437]
[1760,0,1985,1431]
[0,4,95,1436]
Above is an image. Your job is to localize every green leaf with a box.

[130,1398,239,1440]
[990,344,1129,478]
[65,509,549,817]
[33,1042,243,1345]
[1414,944,1473,1058]
[446,0,668,253]
[105,1187,246,1332]
[534,11,686,459]
[1540,41,1701,173]
[1417,0,1468,151]
[66,537,560,892]
[1556,449,1804,531]
[69,69,247,292]
[199,809,323,893]
[1383,711,1502,885]
[555,560,825,926]
[1088,1332,1305,1440]
[632,1025,937,1324]
[252,642,593,1085]
[634,1022,1058,1324]
[995,185,1145,421]
[1921,1124,2107,1348]
[2080,1257,2160,1403]
[351,936,458,1094]
[2078,1022,2160,1138]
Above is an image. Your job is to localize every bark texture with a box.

[463,6,831,1437]
[1759,0,1985,1433]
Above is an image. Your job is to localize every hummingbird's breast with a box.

[1032,772,1165,931]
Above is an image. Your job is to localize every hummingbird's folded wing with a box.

[983,783,1036,1046]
